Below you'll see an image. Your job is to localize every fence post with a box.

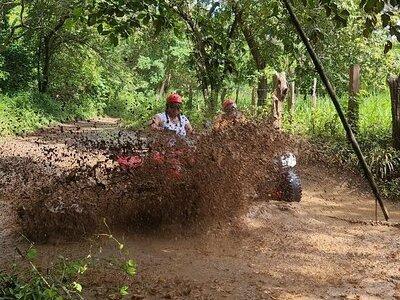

[348,65,361,133]
[311,77,317,108]
[288,81,296,122]
[387,75,400,150]
[271,72,288,130]
[251,85,257,105]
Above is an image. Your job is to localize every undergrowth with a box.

[0,92,105,136]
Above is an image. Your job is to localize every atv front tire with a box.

[279,170,302,202]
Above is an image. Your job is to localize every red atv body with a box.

[115,145,193,180]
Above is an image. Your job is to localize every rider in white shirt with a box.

[150,93,193,137]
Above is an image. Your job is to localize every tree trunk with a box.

[235,9,267,107]
[37,37,43,92]
[187,85,194,110]
[220,87,228,103]
[38,36,50,93]
[271,72,288,130]
[37,15,69,93]
[39,37,51,93]
[235,85,240,103]
[201,82,209,105]
[159,73,171,98]
[348,65,361,133]
[205,87,219,116]
[387,75,400,150]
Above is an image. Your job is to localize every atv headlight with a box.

[280,153,296,167]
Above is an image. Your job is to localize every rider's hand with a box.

[149,116,165,132]
[163,127,177,134]
[150,123,164,131]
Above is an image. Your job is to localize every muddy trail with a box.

[1,118,400,299]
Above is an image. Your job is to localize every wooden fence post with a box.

[288,81,296,121]
[271,72,288,130]
[251,84,257,107]
[387,75,400,150]
[348,65,361,133]
[311,77,317,108]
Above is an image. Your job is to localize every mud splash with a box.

[1,120,300,242]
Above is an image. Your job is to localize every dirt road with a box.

[0,118,399,299]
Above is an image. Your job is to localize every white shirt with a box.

[156,112,190,137]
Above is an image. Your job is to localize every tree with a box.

[86,0,242,114]
[0,0,94,93]
[232,3,269,106]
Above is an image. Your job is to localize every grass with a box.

[284,92,392,143]
[0,92,105,136]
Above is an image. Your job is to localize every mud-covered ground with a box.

[0,118,399,299]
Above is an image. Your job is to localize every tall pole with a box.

[282,0,389,221]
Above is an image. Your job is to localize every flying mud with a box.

[0,121,301,242]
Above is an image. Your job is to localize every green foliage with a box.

[0,92,105,136]
[56,257,88,281]
[122,260,137,278]
[0,57,6,81]
[366,147,400,179]
[1,0,399,112]
[299,0,400,52]
[26,248,38,261]
[0,254,101,299]
[1,229,137,299]
[119,285,129,296]
[49,45,104,101]
[0,44,35,92]
[382,178,400,198]
[71,282,82,293]
[0,271,62,300]
[289,1,400,96]
[104,91,161,127]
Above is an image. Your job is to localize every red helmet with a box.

[222,99,236,110]
[166,93,183,105]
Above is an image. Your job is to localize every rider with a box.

[150,92,193,136]
[213,99,246,130]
